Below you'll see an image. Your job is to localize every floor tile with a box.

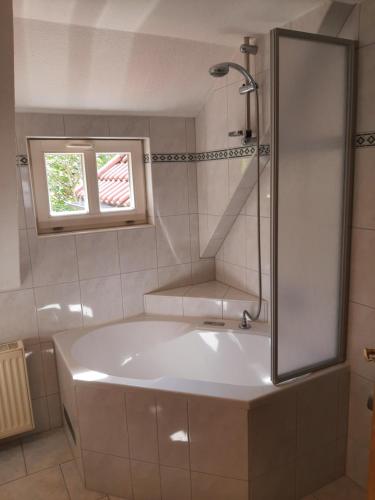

[22,428,73,474]
[313,476,366,500]
[0,440,26,485]
[0,466,69,500]
[60,460,103,500]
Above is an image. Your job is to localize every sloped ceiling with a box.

[13,18,235,116]
[13,0,352,115]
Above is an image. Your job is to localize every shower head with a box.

[208,62,258,94]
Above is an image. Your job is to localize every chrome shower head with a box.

[208,63,230,78]
[208,62,258,94]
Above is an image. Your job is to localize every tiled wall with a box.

[346,0,375,488]
[195,37,271,299]
[2,112,216,434]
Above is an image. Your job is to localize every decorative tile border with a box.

[16,154,28,167]
[356,132,375,148]
[18,135,372,168]
[148,144,270,163]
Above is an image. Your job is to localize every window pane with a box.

[96,153,134,212]
[44,153,88,216]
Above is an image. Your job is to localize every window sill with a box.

[35,222,155,238]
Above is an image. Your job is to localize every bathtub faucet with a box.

[239,310,252,330]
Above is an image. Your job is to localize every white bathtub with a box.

[54,315,277,403]
[54,315,349,499]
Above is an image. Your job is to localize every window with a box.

[28,138,146,234]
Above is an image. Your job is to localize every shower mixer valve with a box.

[228,129,256,146]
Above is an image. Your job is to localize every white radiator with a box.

[0,340,34,439]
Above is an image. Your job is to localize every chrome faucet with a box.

[239,310,252,329]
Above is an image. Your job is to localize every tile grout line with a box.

[58,463,72,500]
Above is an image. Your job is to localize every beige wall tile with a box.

[248,390,297,478]
[348,373,373,449]
[191,471,248,500]
[83,450,132,499]
[337,370,350,439]
[15,113,65,154]
[126,391,158,463]
[353,148,375,230]
[251,461,295,500]
[152,163,189,216]
[80,276,123,327]
[131,460,161,500]
[205,161,229,216]
[75,231,120,280]
[122,270,158,318]
[350,228,375,309]
[156,394,189,469]
[25,343,46,399]
[0,289,37,342]
[41,341,59,395]
[35,282,82,338]
[357,44,375,133]
[47,394,63,429]
[296,443,336,498]
[160,466,191,500]
[118,226,157,273]
[28,231,78,286]
[157,263,192,290]
[189,398,248,480]
[31,396,51,434]
[19,229,32,288]
[205,87,228,152]
[108,115,150,137]
[156,215,191,267]
[149,117,187,153]
[297,372,339,455]
[191,260,215,284]
[144,293,184,317]
[76,384,129,458]
[187,163,198,214]
[348,302,375,382]
[183,297,222,318]
[63,115,109,136]
[359,0,375,47]
[346,437,370,489]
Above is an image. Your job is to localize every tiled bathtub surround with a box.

[57,344,349,500]
[144,280,268,321]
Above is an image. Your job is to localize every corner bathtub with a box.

[54,315,349,500]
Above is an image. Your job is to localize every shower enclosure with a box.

[270,28,356,384]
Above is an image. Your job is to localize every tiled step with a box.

[144,280,268,321]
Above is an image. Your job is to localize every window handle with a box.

[65,141,94,150]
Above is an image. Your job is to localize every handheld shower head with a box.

[208,62,257,94]
[208,63,230,78]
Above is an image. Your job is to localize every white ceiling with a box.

[13,0,331,46]
[13,0,347,116]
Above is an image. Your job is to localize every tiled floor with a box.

[302,476,366,500]
[0,428,368,500]
[0,428,116,500]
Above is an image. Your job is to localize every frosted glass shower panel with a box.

[271,29,355,383]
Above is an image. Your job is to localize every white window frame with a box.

[28,138,147,234]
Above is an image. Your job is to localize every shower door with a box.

[271,28,356,384]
